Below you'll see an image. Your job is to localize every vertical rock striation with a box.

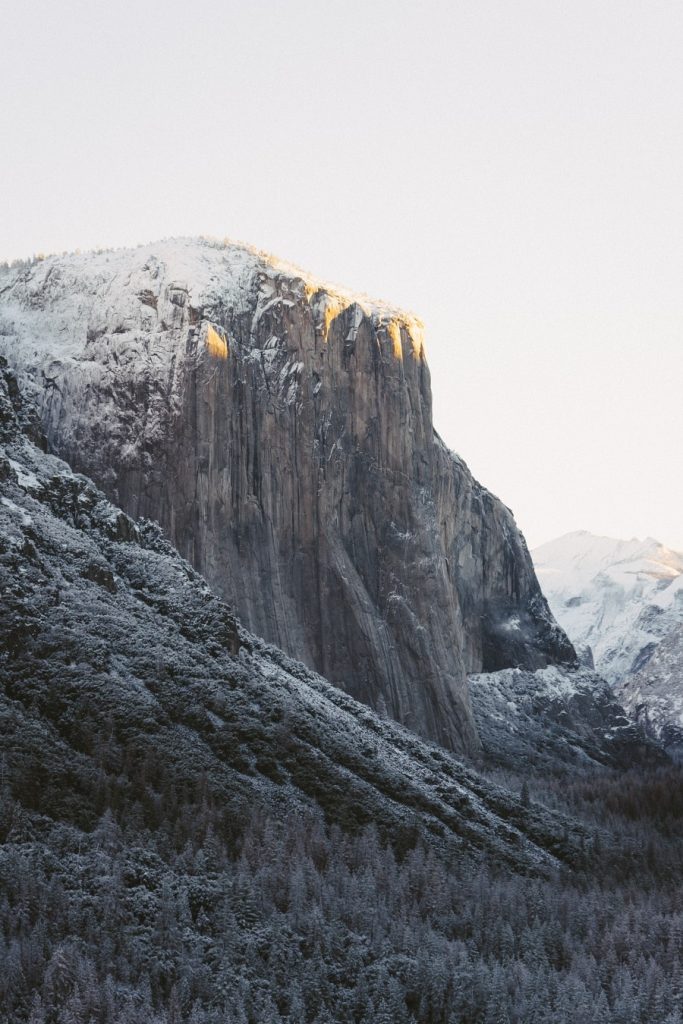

[0,239,575,753]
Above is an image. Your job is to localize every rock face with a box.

[617,623,683,759]
[0,239,574,753]
[469,666,665,772]
[0,356,581,871]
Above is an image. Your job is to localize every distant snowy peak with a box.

[532,531,683,687]
[534,531,683,589]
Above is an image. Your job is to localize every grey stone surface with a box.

[469,666,664,772]
[0,240,575,753]
[618,622,683,759]
[0,356,583,872]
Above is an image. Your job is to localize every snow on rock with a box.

[0,237,576,757]
[617,622,683,758]
[532,531,683,685]
[469,665,664,771]
[532,530,683,757]
[0,236,422,369]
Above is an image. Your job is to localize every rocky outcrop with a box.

[617,622,683,759]
[469,666,665,772]
[0,239,575,753]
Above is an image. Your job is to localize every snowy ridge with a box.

[0,236,425,370]
[469,665,661,771]
[0,236,427,486]
[618,622,683,757]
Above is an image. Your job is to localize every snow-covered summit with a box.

[532,531,683,685]
[534,531,683,588]
[0,235,425,368]
[1,235,422,317]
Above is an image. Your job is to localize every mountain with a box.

[470,665,663,772]
[533,531,683,683]
[0,355,580,873]
[2,310,680,1024]
[0,239,574,754]
[618,622,683,757]
[532,531,683,757]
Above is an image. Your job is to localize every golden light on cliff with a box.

[408,319,426,361]
[384,317,426,361]
[205,323,228,360]
[386,320,404,360]
[311,294,343,342]
[300,279,426,361]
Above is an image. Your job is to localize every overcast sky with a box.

[2,0,682,549]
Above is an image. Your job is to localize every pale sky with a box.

[2,0,682,550]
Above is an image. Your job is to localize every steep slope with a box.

[0,239,574,754]
[0,357,581,872]
[533,531,683,683]
[470,666,664,772]
[618,622,683,758]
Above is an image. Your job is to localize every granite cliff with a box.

[0,355,582,871]
[617,622,683,759]
[0,239,575,753]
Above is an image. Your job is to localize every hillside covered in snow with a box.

[617,621,683,757]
